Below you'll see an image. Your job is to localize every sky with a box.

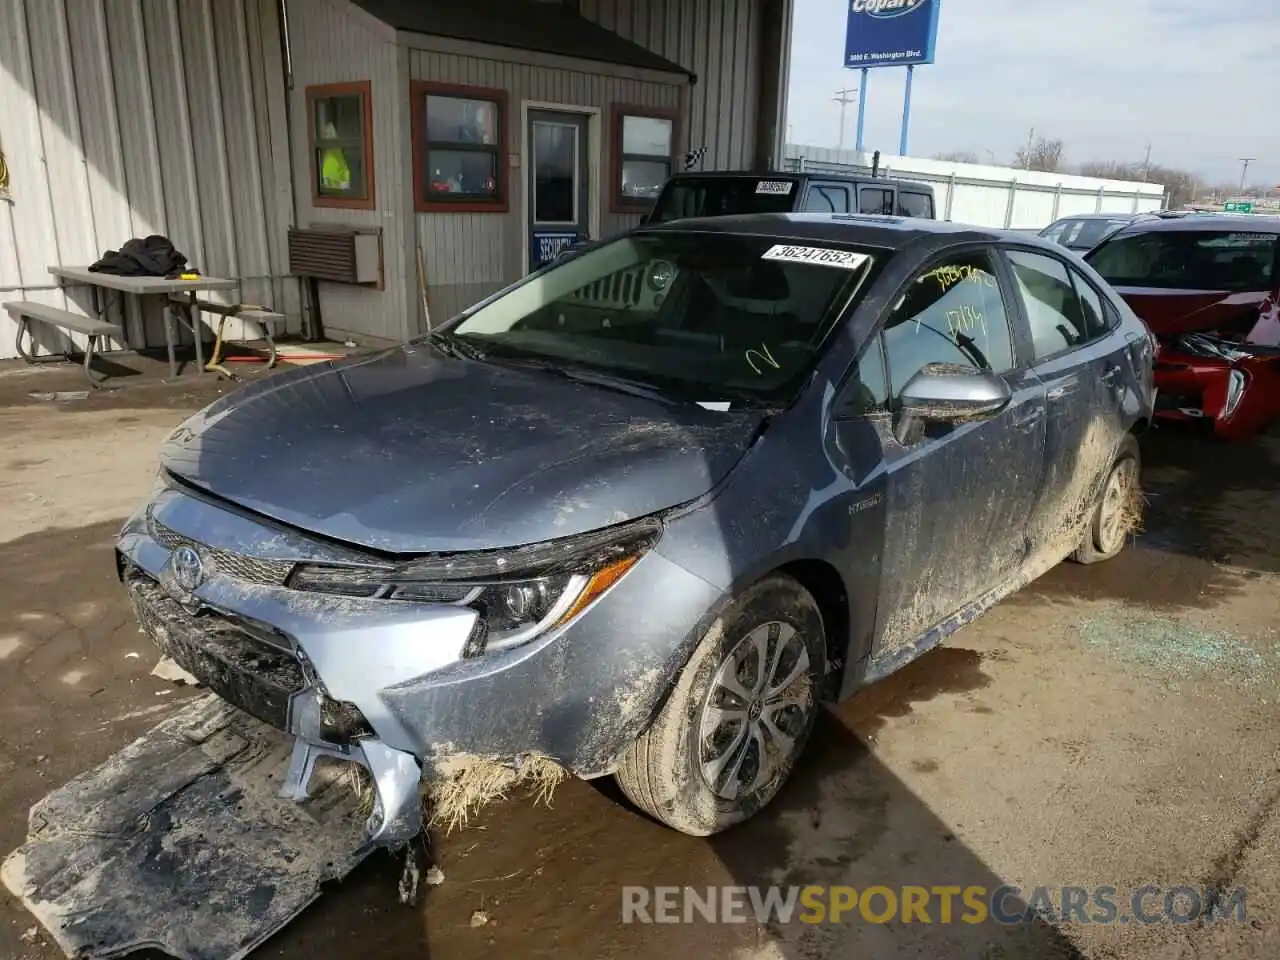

[785,0,1280,188]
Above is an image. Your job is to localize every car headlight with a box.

[286,519,662,654]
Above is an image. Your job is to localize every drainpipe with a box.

[277,0,315,339]
[277,0,296,227]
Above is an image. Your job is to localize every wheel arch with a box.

[775,558,853,703]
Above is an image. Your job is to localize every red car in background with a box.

[1085,215,1280,441]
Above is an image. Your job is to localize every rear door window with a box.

[1088,229,1277,292]
[1005,250,1091,359]
[897,190,934,218]
[858,187,895,216]
[802,183,852,213]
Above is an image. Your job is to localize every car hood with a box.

[159,344,764,553]
[1111,287,1270,337]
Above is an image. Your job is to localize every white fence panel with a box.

[784,145,1167,230]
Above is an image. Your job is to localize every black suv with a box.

[553,172,936,264]
[644,171,936,223]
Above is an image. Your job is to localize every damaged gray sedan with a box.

[115,214,1155,846]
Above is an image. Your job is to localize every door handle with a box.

[1047,385,1074,400]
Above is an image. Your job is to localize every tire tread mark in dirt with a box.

[1196,784,1280,926]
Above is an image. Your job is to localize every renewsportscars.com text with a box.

[621,884,1248,926]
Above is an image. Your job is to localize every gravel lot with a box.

[1,359,1276,960]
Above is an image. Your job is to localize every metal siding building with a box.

[0,0,791,358]
[0,0,297,360]
[406,38,685,321]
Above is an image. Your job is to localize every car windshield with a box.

[442,232,877,404]
[1088,229,1277,291]
[649,177,800,223]
[1062,218,1132,249]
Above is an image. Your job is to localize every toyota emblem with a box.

[170,545,205,592]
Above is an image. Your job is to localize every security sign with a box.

[531,232,580,270]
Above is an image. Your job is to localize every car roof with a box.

[639,212,1050,251]
[1107,213,1280,237]
[1050,212,1141,222]
[664,171,933,191]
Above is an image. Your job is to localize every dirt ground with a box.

[0,357,1277,960]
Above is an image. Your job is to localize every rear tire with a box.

[614,574,825,836]
[1073,434,1141,564]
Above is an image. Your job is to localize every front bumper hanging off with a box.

[1,695,377,960]
[121,565,425,846]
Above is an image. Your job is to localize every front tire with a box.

[1073,434,1141,564]
[614,574,825,836]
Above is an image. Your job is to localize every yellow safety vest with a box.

[321,148,351,190]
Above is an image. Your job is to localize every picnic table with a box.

[46,266,240,379]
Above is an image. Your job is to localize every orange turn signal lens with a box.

[553,554,643,627]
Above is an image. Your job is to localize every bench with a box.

[182,299,286,376]
[3,300,122,387]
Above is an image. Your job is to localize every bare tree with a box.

[1080,159,1198,209]
[933,150,981,164]
[1013,136,1065,172]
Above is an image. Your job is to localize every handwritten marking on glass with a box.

[746,343,780,375]
[945,304,987,339]
[922,264,996,293]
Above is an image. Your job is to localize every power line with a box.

[834,87,855,150]
[1238,157,1256,192]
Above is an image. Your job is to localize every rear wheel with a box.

[1074,434,1141,564]
[614,574,825,836]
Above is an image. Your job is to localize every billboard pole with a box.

[855,68,869,152]
[845,0,939,158]
[898,65,914,156]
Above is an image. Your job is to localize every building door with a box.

[528,110,590,272]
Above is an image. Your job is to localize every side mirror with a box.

[894,364,1011,445]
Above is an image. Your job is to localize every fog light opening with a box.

[319,695,375,745]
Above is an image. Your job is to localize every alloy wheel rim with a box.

[1098,458,1137,554]
[698,620,815,801]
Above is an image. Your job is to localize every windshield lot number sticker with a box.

[762,244,869,270]
[755,180,794,195]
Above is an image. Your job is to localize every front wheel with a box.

[614,574,825,836]
[1074,434,1141,564]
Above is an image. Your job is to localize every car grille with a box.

[125,570,305,731]
[148,514,295,586]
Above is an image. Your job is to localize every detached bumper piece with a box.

[1,695,374,960]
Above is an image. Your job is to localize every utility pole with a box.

[1141,142,1152,181]
[833,87,858,151]
[1238,157,1255,193]
[1022,127,1035,169]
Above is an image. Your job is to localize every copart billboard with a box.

[844,0,941,69]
